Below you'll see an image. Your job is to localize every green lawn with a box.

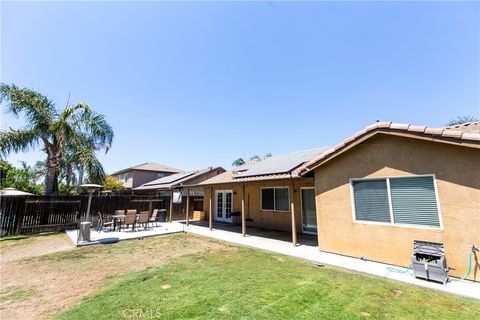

[53,242,480,320]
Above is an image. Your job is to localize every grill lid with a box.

[413,240,445,256]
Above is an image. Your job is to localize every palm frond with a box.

[0,129,39,156]
[78,148,105,183]
[78,110,114,151]
[0,83,56,132]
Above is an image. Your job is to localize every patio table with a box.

[111,214,126,231]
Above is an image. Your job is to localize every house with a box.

[110,162,183,190]
[134,167,226,221]
[299,121,480,280]
[198,148,328,243]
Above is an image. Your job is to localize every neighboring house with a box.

[110,162,183,190]
[134,167,226,221]
[198,148,328,239]
[299,121,480,280]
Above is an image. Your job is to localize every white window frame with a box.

[260,186,290,212]
[349,174,443,230]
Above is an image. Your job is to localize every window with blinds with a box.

[351,176,441,228]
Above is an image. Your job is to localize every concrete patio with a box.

[180,221,480,300]
[65,222,185,246]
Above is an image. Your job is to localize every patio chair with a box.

[96,212,114,232]
[149,209,160,227]
[138,211,150,230]
[123,210,137,231]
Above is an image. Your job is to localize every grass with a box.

[53,243,480,320]
[0,286,39,304]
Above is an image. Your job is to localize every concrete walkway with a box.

[181,222,480,300]
[65,223,184,246]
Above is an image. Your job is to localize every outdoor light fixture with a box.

[77,184,102,244]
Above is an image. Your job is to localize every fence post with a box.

[14,197,28,235]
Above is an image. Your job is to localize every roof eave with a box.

[300,127,480,175]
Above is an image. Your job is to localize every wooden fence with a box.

[0,194,198,236]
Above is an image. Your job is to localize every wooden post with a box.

[148,199,153,215]
[290,183,297,247]
[209,188,213,230]
[169,190,173,223]
[185,188,190,226]
[241,185,246,237]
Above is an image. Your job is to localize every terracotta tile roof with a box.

[110,162,183,176]
[444,121,480,134]
[299,121,480,175]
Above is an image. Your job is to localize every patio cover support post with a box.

[169,190,173,223]
[209,187,213,230]
[241,184,246,237]
[186,188,190,226]
[148,199,153,215]
[290,182,297,247]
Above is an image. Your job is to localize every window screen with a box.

[351,176,441,228]
[352,179,391,223]
[390,176,440,227]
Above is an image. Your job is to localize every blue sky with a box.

[1,1,479,173]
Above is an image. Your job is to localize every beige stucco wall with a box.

[115,170,176,189]
[313,133,480,279]
[204,178,314,232]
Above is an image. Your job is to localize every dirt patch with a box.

[1,234,74,264]
[0,233,232,320]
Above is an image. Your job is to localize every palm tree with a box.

[232,158,246,167]
[0,84,113,195]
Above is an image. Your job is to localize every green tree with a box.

[2,161,44,194]
[232,158,246,167]
[0,84,114,195]
[0,158,14,188]
[103,175,125,191]
[446,116,479,126]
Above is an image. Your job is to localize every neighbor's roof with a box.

[134,167,221,190]
[299,121,480,175]
[444,121,480,134]
[199,148,328,185]
[110,162,183,176]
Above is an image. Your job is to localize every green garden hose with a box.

[449,251,473,282]
[386,264,412,274]
[385,246,477,282]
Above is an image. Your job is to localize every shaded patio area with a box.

[186,220,318,247]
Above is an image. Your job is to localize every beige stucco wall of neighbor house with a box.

[131,170,169,188]
[313,133,480,280]
[203,178,314,232]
